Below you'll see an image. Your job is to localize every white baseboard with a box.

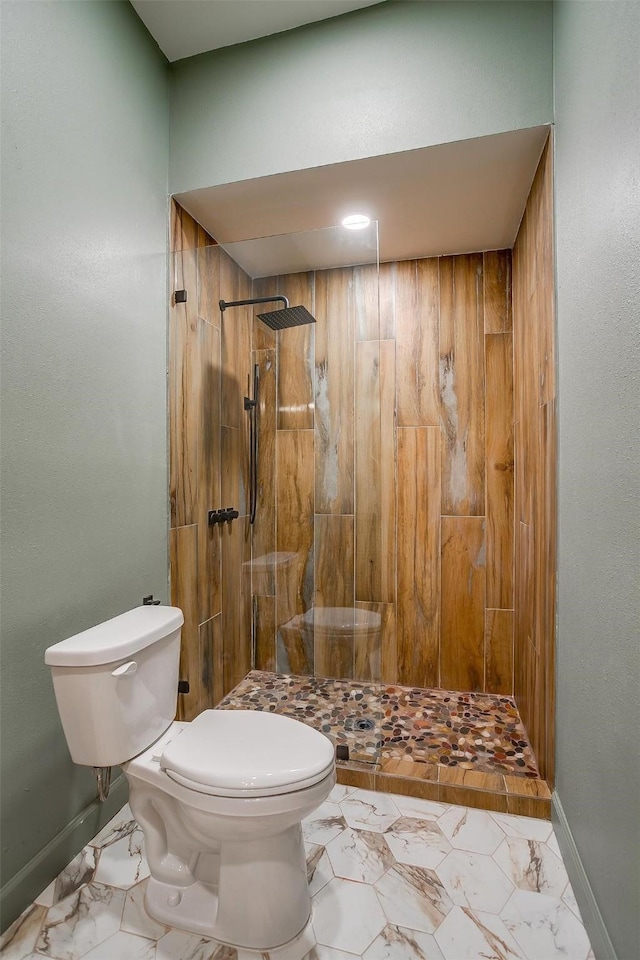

[552,790,617,960]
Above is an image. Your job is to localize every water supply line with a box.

[93,766,112,802]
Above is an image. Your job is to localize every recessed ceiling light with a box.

[342,214,371,230]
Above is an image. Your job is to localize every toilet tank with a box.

[45,605,183,767]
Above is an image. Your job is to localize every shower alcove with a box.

[169,130,556,819]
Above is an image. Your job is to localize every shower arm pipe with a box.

[219,296,289,312]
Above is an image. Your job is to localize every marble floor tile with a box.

[48,850,97,908]
[121,879,169,941]
[4,788,593,960]
[362,923,445,960]
[81,930,156,960]
[325,827,394,884]
[384,818,451,870]
[302,801,346,846]
[493,836,568,897]
[36,883,125,960]
[339,790,400,834]
[306,844,334,898]
[546,829,563,859]
[438,806,505,855]
[434,906,525,960]
[561,881,584,922]
[500,889,592,960]
[374,863,453,934]
[436,850,514,914]
[302,946,359,960]
[490,813,553,844]
[92,828,148,890]
[391,797,449,821]
[88,806,135,848]
[312,877,386,955]
[0,903,47,960]
[155,930,221,960]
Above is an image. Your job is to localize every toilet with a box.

[44,605,336,950]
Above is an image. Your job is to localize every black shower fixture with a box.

[219,296,316,330]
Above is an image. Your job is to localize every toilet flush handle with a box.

[111,660,138,677]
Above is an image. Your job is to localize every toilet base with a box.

[146,876,220,940]
[143,822,312,950]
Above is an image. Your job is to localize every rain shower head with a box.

[219,296,316,329]
[257,304,316,330]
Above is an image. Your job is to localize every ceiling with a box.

[133,2,549,276]
[130,0,385,62]
[175,126,550,278]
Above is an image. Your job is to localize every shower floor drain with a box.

[353,717,376,731]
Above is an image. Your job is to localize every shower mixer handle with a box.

[208,507,239,525]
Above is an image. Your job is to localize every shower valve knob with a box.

[208,508,239,525]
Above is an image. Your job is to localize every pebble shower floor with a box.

[217,671,540,777]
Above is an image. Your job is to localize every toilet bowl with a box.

[45,605,336,950]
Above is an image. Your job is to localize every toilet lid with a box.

[160,710,335,798]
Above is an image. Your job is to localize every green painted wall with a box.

[553,2,640,958]
[169,0,553,193]
[0,0,169,928]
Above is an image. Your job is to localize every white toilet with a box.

[44,605,336,950]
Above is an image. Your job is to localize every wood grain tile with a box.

[276,429,315,618]
[380,759,438,781]
[171,199,199,253]
[375,773,440,803]
[440,517,486,691]
[315,267,355,513]
[197,318,222,623]
[220,250,252,430]
[221,517,251,696]
[197,245,221,327]
[439,784,508,813]
[396,258,440,426]
[210,613,225,707]
[377,261,397,340]
[251,275,278,352]
[354,262,379,341]
[485,332,514,609]
[221,426,245,520]
[397,427,440,688]
[170,250,199,528]
[336,764,377,791]
[483,250,512,333]
[279,615,313,675]
[198,615,221,713]
[485,609,514,696]
[437,766,506,794]
[254,595,276,673]
[170,524,200,721]
[506,796,551,820]
[355,601,396,684]
[314,514,355,610]
[277,271,315,430]
[504,776,551,799]
[355,339,395,603]
[439,253,485,515]
[252,348,276,562]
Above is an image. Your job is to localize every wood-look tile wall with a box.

[254,249,516,698]
[512,134,556,784]
[169,202,253,720]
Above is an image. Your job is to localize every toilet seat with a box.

[160,709,335,798]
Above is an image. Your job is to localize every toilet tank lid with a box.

[45,606,184,667]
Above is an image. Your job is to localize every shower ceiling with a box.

[175,125,550,276]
